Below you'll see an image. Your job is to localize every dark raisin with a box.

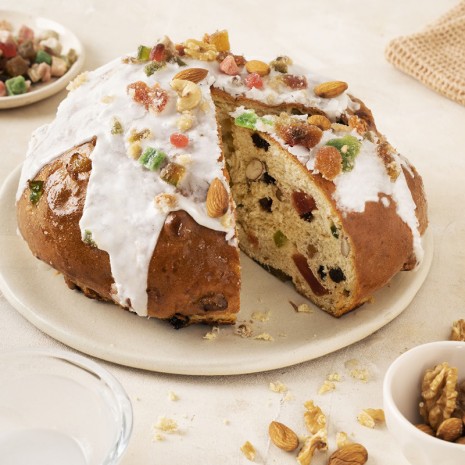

[330,224,340,238]
[300,211,314,222]
[251,133,270,151]
[198,293,228,311]
[259,197,273,212]
[262,172,276,185]
[317,265,327,280]
[168,314,189,329]
[291,108,304,115]
[329,268,346,283]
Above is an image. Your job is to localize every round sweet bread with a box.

[16,31,427,326]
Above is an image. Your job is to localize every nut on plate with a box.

[172,67,209,84]
[206,177,229,218]
[268,421,299,452]
[314,80,348,98]
[328,443,368,465]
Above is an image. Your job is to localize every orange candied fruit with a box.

[206,30,230,52]
[314,146,342,181]
[127,81,168,113]
[276,119,322,149]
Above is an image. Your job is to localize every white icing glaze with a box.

[17,43,406,316]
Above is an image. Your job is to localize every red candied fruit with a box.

[150,43,166,62]
[276,120,323,149]
[170,133,189,148]
[244,72,263,90]
[0,41,17,58]
[282,74,308,90]
[127,81,169,113]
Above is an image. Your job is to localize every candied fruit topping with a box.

[0,41,17,59]
[28,180,44,205]
[282,74,308,90]
[206,30,230,52]
[150,43,166,62]
[276,117,322,149]
[314,146,342,181]
[170,133,189,148]
[144,61,166,76]
[235,112,258,130]
[35,49,52,65]
[269,56,292,73]
[273,230,288,248]
[139,147,167,171]
[127,81,168,113]
[244,72,263,89]
[326,135,361,172]
[111,118,124,135]
[67,153,92,178]
[137,45,151,61]
[219,55,240,75]
[160,162,186,186]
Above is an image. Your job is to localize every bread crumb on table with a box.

[154,416,179,433]
[254,332,274,341]
[269,381,288,393]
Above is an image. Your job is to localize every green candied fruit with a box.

[330,224,339,239]
[5,76,27,96]
[273,230,288,248]
[326,135,361,172]
[144,61,165,77]
[111,118,124,135]
[259,117,274,127]
[137,45,151,62]
[235,112,258,130]
[35,49,52,65]
[83,230,97,247]
[139,147,167,171]
[28,180,44,205]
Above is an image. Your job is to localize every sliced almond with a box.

[268,421,299,452]
[206,178,229,218]
[245,158,264,180]
[173,67,209,83]
[314,80,348,98]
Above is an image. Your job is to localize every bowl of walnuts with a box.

[383,340,465,465]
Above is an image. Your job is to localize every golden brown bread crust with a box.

[16,140,241,327]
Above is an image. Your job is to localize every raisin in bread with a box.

[16,31,427,326]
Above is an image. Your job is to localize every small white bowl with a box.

[383,341,465,465]
[0,349,132,465]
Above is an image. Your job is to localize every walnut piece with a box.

[450,319,465,341]
[304,400,327,435]
[240,441,256,461]
[419,362,458,430]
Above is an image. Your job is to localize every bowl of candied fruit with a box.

[383,340,465,465]
[0,10,84,108]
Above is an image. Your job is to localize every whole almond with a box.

[268,421,299,452]
[307,114,332,131]
[173,67,209,83]
[206,178,229,218]
[245,59,271,76]
[328,443,368,465]
[436,417,463,442]
[314,80,348,98]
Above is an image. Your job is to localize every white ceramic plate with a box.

[0,10,85,109]
[0,166,433,375]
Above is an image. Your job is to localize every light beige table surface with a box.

[1,1,464,464]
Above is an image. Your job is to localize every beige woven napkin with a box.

[385,1,465,106]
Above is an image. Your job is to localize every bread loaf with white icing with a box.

[16,31,427,326]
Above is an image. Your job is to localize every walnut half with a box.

[419,362,458,430]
